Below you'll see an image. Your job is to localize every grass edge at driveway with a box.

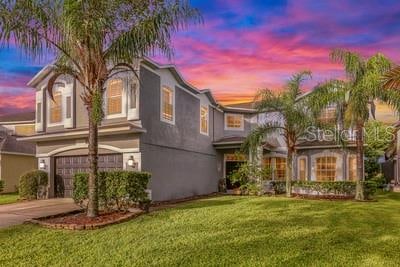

[1,192,400,266]
[0,193,19,205]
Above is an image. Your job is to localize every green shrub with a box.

[268,180,357,196]
[362,180,378,200]
[269,180,286,194]
[72,171,151,211]
[19,170,48,200]
[0,180,4,193]
[72,173,89,208]
[267,180,378,199]
[368,173,386,188]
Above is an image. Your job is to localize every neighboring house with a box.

[0,111,36,136]
[0,113,37,192]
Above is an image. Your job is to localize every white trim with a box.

[19,125,144,142]
[310,151,343,181]
[200,105,209,136]
[46,82,65,127]
[297,156,308,181]
[160,85,175,125]
[127,78,140,121]
[224,113,244,131]
[104,78,127,120]
[36,144,140,157]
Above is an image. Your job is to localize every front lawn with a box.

[0,193,19,205]
[1,193,400,266]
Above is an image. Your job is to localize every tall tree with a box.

[310,49,400,200]
[244,71,314,197]
[0,0,201,217]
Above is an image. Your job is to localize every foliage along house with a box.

[0,112,36,192]
[20,58,361,201]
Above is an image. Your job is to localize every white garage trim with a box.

[37,144,139,157]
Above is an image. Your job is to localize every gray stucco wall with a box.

[139,66,220,201]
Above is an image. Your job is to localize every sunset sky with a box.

[1,0,400,115]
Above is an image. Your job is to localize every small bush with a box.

[19,170,48,200]
[362,180,378,200]
[0,180,4,193]
[72,171,151,212]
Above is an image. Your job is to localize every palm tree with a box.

[0,0,201,217]
[244,71,314,197]
[310,49,400,200]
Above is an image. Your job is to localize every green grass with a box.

[0,193,19,205]
[1,193,400,266]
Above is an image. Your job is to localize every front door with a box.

[225,161,245,189]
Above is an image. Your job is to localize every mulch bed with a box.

[291,193,355,200]
[28,209,144,230]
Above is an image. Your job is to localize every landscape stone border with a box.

[26,209,144,230]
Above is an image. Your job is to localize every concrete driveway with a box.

[0,198,79,229]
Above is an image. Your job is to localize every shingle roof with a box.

[0,131,35,155]
[0,111,35,123]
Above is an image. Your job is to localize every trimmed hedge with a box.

[0,180,4,193]
[19,170,48,200]
[73,171,151,211]
[268,180,377,199]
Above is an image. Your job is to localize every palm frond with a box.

[104,0,202,62]
[382,66,400,90]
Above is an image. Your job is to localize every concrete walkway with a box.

[0,198,79,229]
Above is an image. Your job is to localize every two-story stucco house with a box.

[20,58,361,201]
[20,58,261,200]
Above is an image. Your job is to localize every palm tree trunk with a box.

[355,122,365,201]
[87,106,99,217]
[286,149,293,197]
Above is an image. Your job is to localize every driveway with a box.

[0,198,79,229]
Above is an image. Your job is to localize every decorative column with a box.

[38,157,54,198]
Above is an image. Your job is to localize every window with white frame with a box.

[200,105,208,135]
[348,155,357,181]
[161,86,174,123]
[316,156,337,181]
[106,79,123,115]
[225,113,244,130]
[298,157,307,181]
[50,91,62,124]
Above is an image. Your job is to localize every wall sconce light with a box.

[39,160,46,170]
[127,156,135,167]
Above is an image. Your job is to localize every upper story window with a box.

[319,107,336,123]
[200,105,209,135]
[107,79,123,115]
[50,91,62,124]
[225,113,244,131]
[161,86,174,123]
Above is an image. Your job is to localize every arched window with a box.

[316,156,336,181]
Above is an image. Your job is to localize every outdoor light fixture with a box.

[39,160,46,170]
[127,156,135,167]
